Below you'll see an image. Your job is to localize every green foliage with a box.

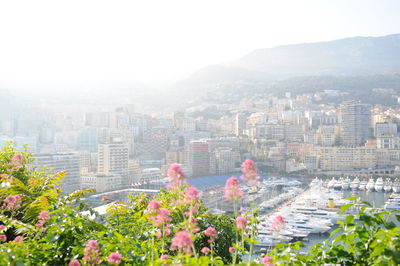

[1,144,400,265]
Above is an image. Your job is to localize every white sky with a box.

[0,0,400,87]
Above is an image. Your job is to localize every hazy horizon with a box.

[1,0,400,91]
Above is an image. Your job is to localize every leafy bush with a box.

[1,144,399,265]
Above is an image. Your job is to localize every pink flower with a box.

[204,227,217,238]
[107,252,122,265]
[147,200,161,211]
[163,227,171,235]
[166,184,174,190]
[150,208,172,227]
[160,254,169,260]
[224,177,244,202]
[184,186,200,204]
[155,231,162,239]
[167,163,185,184]
[68,259,81,266]
[201,247,210,255]
[271,215,285,232]
[38,211,50,221]
[83,240,101,264]
[236,216,247,230]
[0,234,6,242]
[11,154,23,164]
[170,231,193,254]
[204,227,218,243]
[187,217,200,233]
[2,195,22,210]
[36,210,51,231]
[229,246,237,253]
[0,225,5,231]
[241,159,260,186]
[13,236,23,243]
[261,255,273,266]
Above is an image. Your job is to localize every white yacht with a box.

[384,178,392,193]
[350,177,360,190]
[392,178,400,193]
[310,177,320,188]
[327,177,336,189]
[334,177,343,190]
[341,177,350,190]
[374,177,384,192]
[286,220,331,234]
[358,179,367,190]
[366,178,375,191]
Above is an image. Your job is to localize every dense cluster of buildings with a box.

[3,89,400,193]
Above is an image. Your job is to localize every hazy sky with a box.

[0,0,400,87]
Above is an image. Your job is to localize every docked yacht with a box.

[334,177,343,190]
[286,219,331,234]
[358,179,367,190]
[366,178,375,191]
[374,177,384,192]
[384,178,392,193]
[341,177,350,190]
[350,177,360,190]
[392,178,400,193]
[327,177,336,189]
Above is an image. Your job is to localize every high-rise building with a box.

[188,140,210,176]
[235,113,247,136]
[33,153,80,194]
[375,122,397,137]
[77,127,98,152]
[98,142,129,186]
[340,101,371,146]
[214,148,237,174]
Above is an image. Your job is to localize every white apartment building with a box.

[33,153,80,194]
[319,146,377,171]
[98,142,129,186]
[81,173,122,193]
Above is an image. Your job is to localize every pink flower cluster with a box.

[160,254,169,260]
[155,224,172,239]
[13,236,23,243]
[201,247,210,255]
[261,255,273,266]
[241,159,260,186]
[187,217,200,234]
[83,240,102,264]
[204,227,218,243]
[184,186,200,204]
[68,259,81,266]
[236,216,247,230]
[271,215,285,232]
[167,163,185,184]
[6,154,24,172]
[2,195,22,210]
[170,231,193,254]
[145,200,172,227]
[36,211,51,231]
[11,154,23,164]
[108,252,122,265]
[224,177,244,202]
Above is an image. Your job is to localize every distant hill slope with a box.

[227,33,400,77]
[172,34,400,104]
